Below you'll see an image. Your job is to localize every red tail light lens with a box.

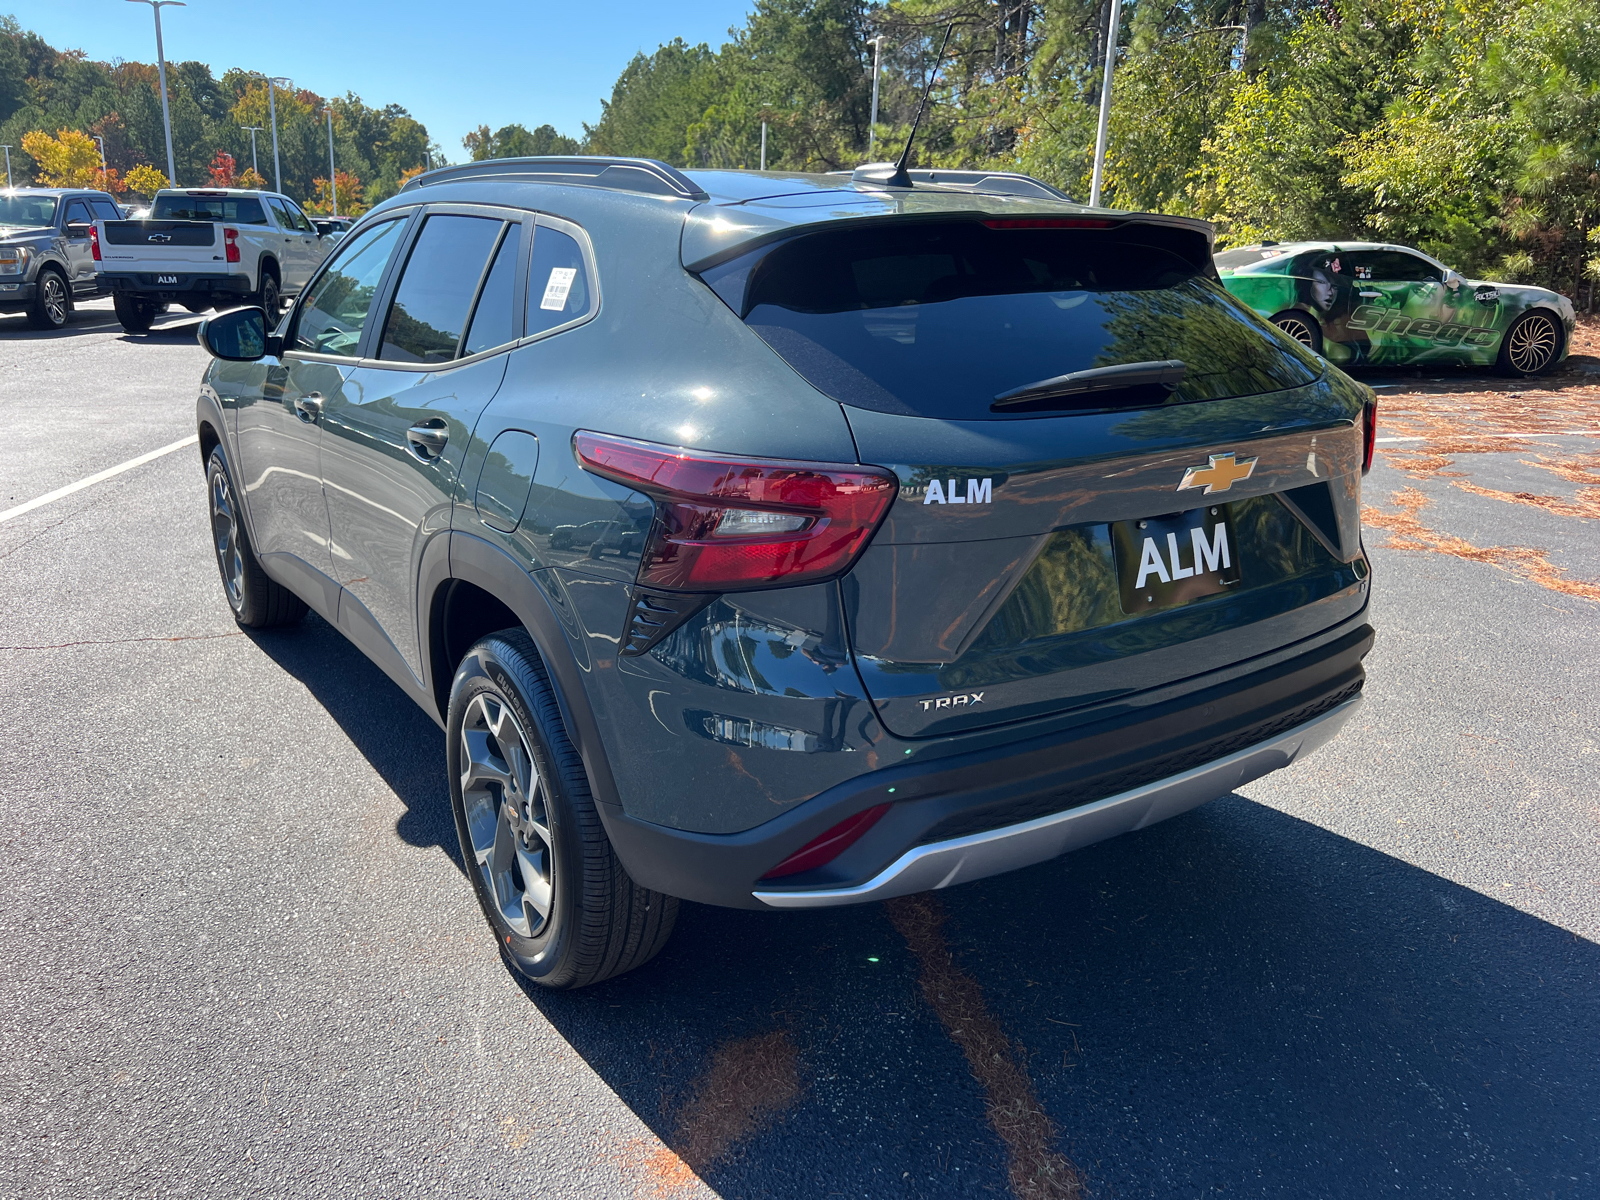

[1362,399,1378,474]
[89,224,101,262]
[761,804,891,880]
[223,227,240,264]
[574,431,897,592]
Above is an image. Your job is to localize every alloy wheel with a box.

[1275,315,1318,348]
[209,466,246,609]
[460,693,553,938]
[41,275,67,326]
[1507,313,1558,374]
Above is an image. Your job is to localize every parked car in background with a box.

[311,216,356,245]
[1218,241,1574,376]
[192,156,1375,989]
[95,187,332,333]
[0,188,119,330]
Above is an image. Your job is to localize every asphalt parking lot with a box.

[1,297,1596,1199]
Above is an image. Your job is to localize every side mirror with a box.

[198,306,277,361]
[1443,269,1463,289]
[65,221,93,239]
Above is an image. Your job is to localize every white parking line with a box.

[0,434,199,525]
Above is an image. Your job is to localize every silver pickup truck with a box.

[0,188,120,330]
[96,188,331,332]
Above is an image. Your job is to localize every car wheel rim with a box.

[1276,316,1316,347]
[460,693,553,938]
[209,468,246,608]
[43,276,66,325]
[1507,314,1557,373]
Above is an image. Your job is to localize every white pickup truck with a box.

[95,188,333,332]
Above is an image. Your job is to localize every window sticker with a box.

[540,267,578,312]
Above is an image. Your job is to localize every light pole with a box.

[250,73,289,193]
[324,107,337,217]
[127,0,184,187]
[91,134,107,179]
[760,122,767,171]
[1,146,10,189]
[868,35,887,156]
[241,126,263,177]
[1088,0,1123,208]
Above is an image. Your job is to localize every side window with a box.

[462,223,524,356]
[64,200,93,227]
[283,201,315,234]
[526,225,592,337]
[1372,251,1440,283]
[266,197,294,229]
[379,214,504,363]
[89,199,121,223]
[231,197,269,225]
[292,218,407,357]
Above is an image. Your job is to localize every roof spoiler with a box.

[840,166,1075,202]
[400,156,709,202]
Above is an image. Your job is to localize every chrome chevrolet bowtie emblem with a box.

[1178,453,1257,495]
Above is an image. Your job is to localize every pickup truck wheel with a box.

[257,272,280,318]
[27,269,70,330]
[448,629,678,989]
[206,447,307,628]
[113,294,156,334]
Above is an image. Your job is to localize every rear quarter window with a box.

[702,221,1321,419]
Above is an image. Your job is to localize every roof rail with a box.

[841,165,1075,202]
[400,156,710,202]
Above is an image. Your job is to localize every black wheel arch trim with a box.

[441,532,627,819]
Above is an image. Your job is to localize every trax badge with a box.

[918,692,984,712]
[1177,453,1257,495]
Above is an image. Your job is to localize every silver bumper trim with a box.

[752,695,1361,909]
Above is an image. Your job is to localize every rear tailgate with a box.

[696,213,1372,738]
[97,220,223,275]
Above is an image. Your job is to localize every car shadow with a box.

[0,303,202,339]
[248,613,1599,1197]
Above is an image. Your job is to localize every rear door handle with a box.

[293,392,322,423]
[1358,290,1383,299]
[406,420,449,460]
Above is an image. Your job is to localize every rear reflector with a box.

[573,431,897,592]
[760,804,891,880]
[982,217,1116,230]
[1362,399,1378,474]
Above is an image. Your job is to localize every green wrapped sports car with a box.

[1218,241,1575,376]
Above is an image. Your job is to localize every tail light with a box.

[89,224,101,262]
[1362,399,1377,474]
[573,431,897,592]
[223,227,240,264]
[760,804,891,880]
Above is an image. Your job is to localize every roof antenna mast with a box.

[883,24,954,188]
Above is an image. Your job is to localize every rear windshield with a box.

[151,195,269,225]
[702,222,1321,419]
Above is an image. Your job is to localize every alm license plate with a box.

[1111,506,1242,614]
[157,275,178,284]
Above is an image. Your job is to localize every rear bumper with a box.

[102,272,251,297]
[604,618,1373,909]
[755,696,1358,907]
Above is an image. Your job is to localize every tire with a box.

[1498,309,1563,377]
[205,446,307,628]
[113,293,156,334]
[26,269,70,330]
[256,270,280,319]
[1271,310,1323,355]
[447,629,678,989]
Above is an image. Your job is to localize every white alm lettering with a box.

[966,477,991,504]
[923,479,945,504]
[1191,523,1230,573]
[1134,537,1171,589]
[922,478,994,505]
[947,478,965,503]
[1166,532,1195,580]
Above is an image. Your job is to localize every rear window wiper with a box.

[992,360,1187,413]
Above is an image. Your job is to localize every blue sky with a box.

[9,0,753,159]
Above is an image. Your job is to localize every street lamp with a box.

[241,126,263,177]
[868,35,887,156]
[1,145,10,189]
[249,73,290,193]
[1088,0,1123,208]
[126,0,184,187]
[91,135,107,179]
[323,107,337,217]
